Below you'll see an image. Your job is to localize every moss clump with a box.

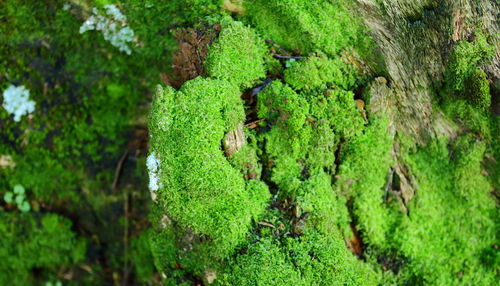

[228,129,263,179]
[335,118,394,247]
[149,78,269,262]
[463,68,491,110]
[387,137,497,284]
[220,232,378,285]
[445,33,494,93]
[443,99,491,137]
[244,0,370,56]
[444,32,494,110]
[0,212,86,285]
[204,18,268,89]
[284,55,358,91]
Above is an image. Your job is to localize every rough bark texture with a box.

[357,0,499,203]
[358,0,499,140]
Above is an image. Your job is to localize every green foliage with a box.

[284,55,358,91]
[0,212,86,285]
[244,0,370,57]
[3,184,30,212]
[205,18,268,89]
[149,78,269,262]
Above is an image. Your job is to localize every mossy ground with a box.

[1,1,498,285]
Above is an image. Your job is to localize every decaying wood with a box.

[162,25,220,88]
[223,122,245,158]
[222,0,244,15]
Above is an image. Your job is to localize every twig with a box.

[245,119,264,129]
[265,39,290,55]
[257,221,275,228]
[251,78,273,96]
[112,150,129,192]
[273,55,307,60]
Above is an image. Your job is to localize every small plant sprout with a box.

[2,85,36,122]
[285,58,296,68]
[79,4,135,55]
[3,184,31,212]
[45,281,63,286]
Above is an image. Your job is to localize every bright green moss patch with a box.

[244,0,370,57]
[220,232,379,285]
[388,137,497,284]
[445,33,494,94]
[335,118,394,247]
[149,78,269,260]
[284,55,358,91]
[0,212,86,286]
[444,32,494,111]
[205,18,268,89]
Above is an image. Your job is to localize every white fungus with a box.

[147,152,162,200]
[79,5,134,55]
[2,85,36,122]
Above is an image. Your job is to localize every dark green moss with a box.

[464,68,491,110]
[0,212,86,285]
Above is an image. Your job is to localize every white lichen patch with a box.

[2,85,36,122]
[147,152,162,200]
[79,4,134,55]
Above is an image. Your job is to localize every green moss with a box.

[445,33,494,93]
[130,229,156,283]
[220,232,378,285]
[257,81,312,161]
[284,55,358,91]
[336,117,394,247]
[389,137,497,284]
[228,129,263,179]
[443,99,491,138]
[149,78,269,263]
[309,90,365,139]
[244,0,370,57]
[0,212,86,286]
[205,18,268,89]
[463,68,491,110]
